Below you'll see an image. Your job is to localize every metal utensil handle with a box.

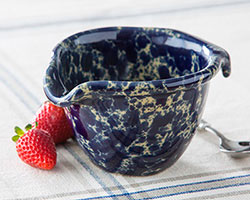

[199,120,227,140]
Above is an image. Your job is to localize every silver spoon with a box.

[198,120,250,158]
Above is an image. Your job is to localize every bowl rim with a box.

[44,26,231,106]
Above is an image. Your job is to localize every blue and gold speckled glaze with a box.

[44,27,231,175]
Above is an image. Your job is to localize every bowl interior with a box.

[56,27,210,92]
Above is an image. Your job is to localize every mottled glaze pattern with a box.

[44,27,231,175]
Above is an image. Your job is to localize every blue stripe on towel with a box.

[63,144,119,200]
[77,174,250,200]
[64,144,133,200]
[1,63,133,199]
[106,173,134,200]
[0,63,41,105]
[0,73,36,113]
[139,182,250,200]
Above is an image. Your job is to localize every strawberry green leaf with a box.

[35,121,38,128]
[25,124,32,131]
[12,135,20,142]
[14,126,24,136]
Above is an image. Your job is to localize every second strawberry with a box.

[34,101,74,144]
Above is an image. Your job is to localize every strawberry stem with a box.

[12,125,29,143]
[25,124,32,131]
[14,126,24,136]
[12,135,20,142]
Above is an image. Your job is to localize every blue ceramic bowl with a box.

[44,27,231,175]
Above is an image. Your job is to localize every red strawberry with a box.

[34,101,73,144]
[12,125,57,170]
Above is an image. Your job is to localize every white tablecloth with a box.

[1,0,250,199]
